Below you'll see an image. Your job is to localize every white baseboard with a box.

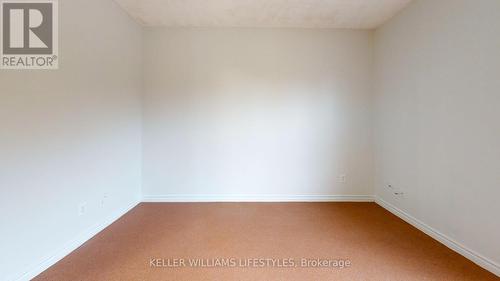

[375,197,500,277]
[13,200,140,281]
[142,194,374,202]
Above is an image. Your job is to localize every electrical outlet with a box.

[386,183,405,197]
[386,182,404,197]
[100,193,108,208]
[337,174,346,183]
[78,202,87,216]
[394,190,405,199]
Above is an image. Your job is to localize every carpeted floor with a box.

[34,203,498,281]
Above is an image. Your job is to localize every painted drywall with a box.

[374,0,500,272]
[0,1,142,280]
[142,28,374,199]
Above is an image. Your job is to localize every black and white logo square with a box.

[1,0,58,69]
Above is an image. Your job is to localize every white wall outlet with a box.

[394,190,405,199]
[386,182,404,197]
[100,193,108,208]
[78,202,87,216]
[337,174,346,183]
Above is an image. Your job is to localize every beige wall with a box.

[374,0,500,274]
[0,1,143,280]
[142,28,374,199]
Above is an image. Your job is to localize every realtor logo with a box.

[1,0,58,69]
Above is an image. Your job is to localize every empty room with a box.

[1,0,499,280]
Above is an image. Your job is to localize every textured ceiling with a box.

[114,0,412,29]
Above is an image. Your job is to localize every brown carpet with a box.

[34,203,498,281]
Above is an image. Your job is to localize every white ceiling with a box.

[114,0,412,29]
